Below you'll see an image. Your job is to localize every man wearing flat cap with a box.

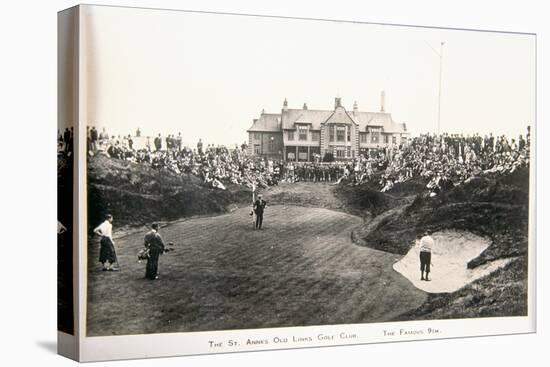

[253,194,268,230]
[144,223,165,280]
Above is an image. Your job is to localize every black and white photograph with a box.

[2,0,549,365]
[80,4,535,341]
[57,7,77,336]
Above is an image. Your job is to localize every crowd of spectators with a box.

[86,126,531,196]
[376,129,530,195]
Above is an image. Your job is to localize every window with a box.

[360,133,367,143]
[329,126,335,142]
[269,137,275,151]
[298,127,307,141]
[254,144,261,154]
[371,131,380,144]
[288,131,294,141]
[347,146,351,157]
[384,135,389,144]
[336,148,345,158]
[336,126,345,142]
[347,128,351,142]
[401,136,408,144]
[311,131,320,141]
[253,133,260,141]
[392,136,397,144]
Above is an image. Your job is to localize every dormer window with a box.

[298,127,308,141]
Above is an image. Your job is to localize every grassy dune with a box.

[87,155,251,229]
[345,167,530,319]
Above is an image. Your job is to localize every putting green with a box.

[87,205,426,336]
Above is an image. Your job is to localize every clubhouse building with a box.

[246,94,410,161]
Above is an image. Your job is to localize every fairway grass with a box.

[87,205,426,336]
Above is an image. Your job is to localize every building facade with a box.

[247,94,409,161]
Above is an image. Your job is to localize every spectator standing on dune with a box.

[197,138,203,155]
[127,134,133,150]
[91,127,98,152]
[154,134,162,151]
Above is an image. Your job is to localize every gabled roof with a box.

[351,111,408,133]
[247,113,281,132]
[323,106,357,126]
[250,102,409,134]
[281,109,333,130]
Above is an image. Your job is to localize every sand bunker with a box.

[393,230,513,293]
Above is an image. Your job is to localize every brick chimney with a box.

[353,101,358,115]
[303,102,308,110]
[334,97,342,109]
[380,91,386,112]
[282,98,288,112]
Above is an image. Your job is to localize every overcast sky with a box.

[81,5,535,146]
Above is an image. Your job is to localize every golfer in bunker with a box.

[419,230,435,281]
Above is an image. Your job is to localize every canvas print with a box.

[57,123,74,335]
[57,6,78,335]
[80,6,534,341]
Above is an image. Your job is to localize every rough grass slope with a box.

[87,155,251,228]
[339,166,530,319]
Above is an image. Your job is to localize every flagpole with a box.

[425,41,445,134]
[252,184,256,228]
[437,42,444,135]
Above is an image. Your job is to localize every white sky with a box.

[81,5,535,146]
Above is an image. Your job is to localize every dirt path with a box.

[260,182,351,212]
[87,184,427,336]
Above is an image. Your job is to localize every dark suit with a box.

[254,199,267,229]
[144,230,165,279]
